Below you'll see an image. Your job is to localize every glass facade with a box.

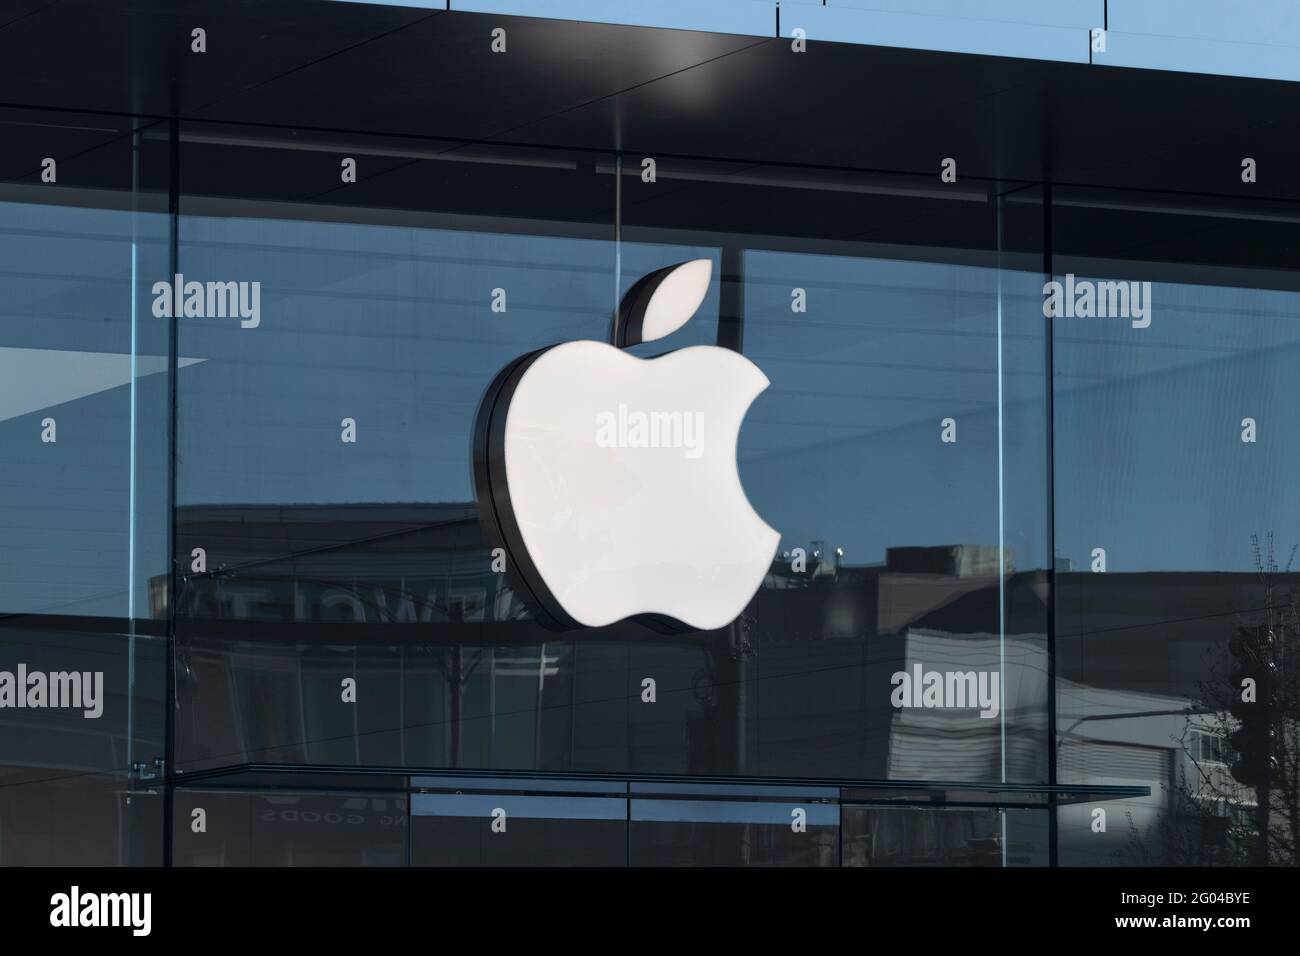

[1,108,169,865]
[2,8,1298,869]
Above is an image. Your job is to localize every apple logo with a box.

[473,259,779,631]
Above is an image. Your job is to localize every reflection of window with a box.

[1191,729,1228,766]
[1193,796,1252,828]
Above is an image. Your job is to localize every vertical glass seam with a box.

[996,192,1008,866]
[1043,181,1057,867]
[163,114,180,868]
[614,152,622,316]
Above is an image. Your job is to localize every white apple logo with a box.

[473,259,779,631]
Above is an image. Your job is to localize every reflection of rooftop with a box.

[164,502,1286,697]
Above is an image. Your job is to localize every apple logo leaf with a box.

[611,258,713,348]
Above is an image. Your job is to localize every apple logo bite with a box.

[473,259,780,632]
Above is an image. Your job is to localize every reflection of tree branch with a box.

[1168,533,1300,866]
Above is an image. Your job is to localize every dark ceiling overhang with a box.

[2,0,1299,202]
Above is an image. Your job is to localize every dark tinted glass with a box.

[0,111,170,619]
[1051,187,1300,866]
[411,791,625,866]
[841,805,1047,866]
[173,790,408,866]
[620,163,1050,783]
[629,796,838,866]
[0,106,170,865]
[172,125,619,773]
[172,127,1051,788]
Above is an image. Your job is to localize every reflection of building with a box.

[165,503,511,625]
[150,502,1279,864]
[154,505,1102,851]
[7,493,1268,866]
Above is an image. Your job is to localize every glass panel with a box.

[171,124,618,774]
[619,162,1050,783]
[0,106,170,865]
[843,806,1000,866]
[630,797,839,866]
[411,792,625,866]
[170,129,1050,789]
[841,804,1049,866]
[1051,186,1300,866]
[173,790,408,866]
